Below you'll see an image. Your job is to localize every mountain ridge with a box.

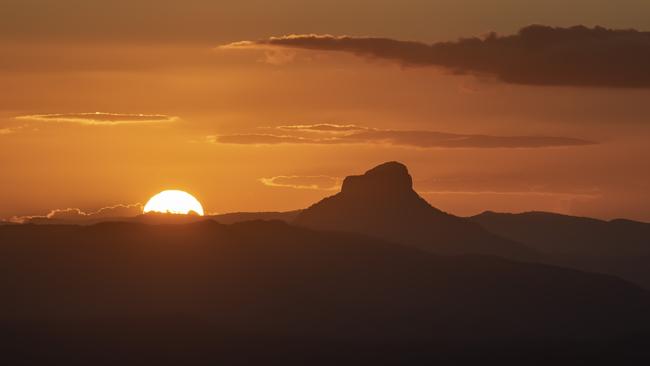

[471,210,650,287]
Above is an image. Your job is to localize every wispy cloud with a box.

[277,124,367,133]
[209,124,596,149]
[259,175,342,191]
[208,134,335,145]
[16,112,177,125]
[9,203,143,223]
[222,25,650,88]
[0,125,27,135]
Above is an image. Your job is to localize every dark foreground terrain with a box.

[2,220,650,365]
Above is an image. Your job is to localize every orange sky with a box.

[1,0,649,221]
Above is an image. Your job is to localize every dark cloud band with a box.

[224,25,650,88]
[209,124,596,149]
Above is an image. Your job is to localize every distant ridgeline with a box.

[2,162,650,364]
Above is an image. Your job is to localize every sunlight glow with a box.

[143,190,205,216]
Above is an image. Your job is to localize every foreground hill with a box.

[1,220,650,364]
[294,162,537,261]
[472,211,650,288]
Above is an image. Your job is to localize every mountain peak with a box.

[295,161,537,260]
[341,161,413,195]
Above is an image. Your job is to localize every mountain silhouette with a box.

[294,162,537,260]
[472,211,650,288]
[2,220,650,364]
[211,210,302,224]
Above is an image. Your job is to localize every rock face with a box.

[294,162,537,260]
[341,162,415,197]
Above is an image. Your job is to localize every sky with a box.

[1,0,650,221]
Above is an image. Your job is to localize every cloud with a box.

[10,203,143,223]
[342,129,595,148]
[262,49,298,65]
[0,125,27,135]
[210,124,596,149]
[222,25,650,88]
[260,175,341,191]
[16,112,177,125]
[277,124,367,133]
[208,134,336,145]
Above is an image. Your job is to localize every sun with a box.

[143,190,205,216]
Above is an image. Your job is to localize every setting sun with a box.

[143,190,205,216]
